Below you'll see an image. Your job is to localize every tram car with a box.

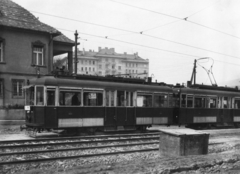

[175,84,240,129]
[23,75,176,135]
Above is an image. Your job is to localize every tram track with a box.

[0,132,160,166]
[0,132,160,148]
[0,131,225,167]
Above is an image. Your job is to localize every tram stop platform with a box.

[158,128,209,156]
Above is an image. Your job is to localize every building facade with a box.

[0,0,74,111]
[75,47,149,79]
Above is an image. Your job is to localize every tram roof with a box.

[28,76,173,92]
[180,87,240,97]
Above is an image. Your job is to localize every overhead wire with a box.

[4,5,240,67]
[110,0,240,40]
[22,9,240,60]
[57,27,240,67]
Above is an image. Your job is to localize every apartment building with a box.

[75,47,149,79]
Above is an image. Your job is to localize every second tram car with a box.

[176,85,240,128]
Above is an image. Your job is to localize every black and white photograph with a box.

[1,0,240,173]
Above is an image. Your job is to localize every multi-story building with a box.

[74,47,149,79]
[0,0,75,124]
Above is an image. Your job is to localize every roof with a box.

[53,35,75,45]
[0,0,60,35]
[29,76,172,92]
[77,48,148,62]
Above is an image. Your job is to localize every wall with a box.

[0,108,25,125]
[0,28,51,107]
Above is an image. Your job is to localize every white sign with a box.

[88,93,96,99]
[25,105,30,111]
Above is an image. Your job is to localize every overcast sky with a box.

[13,0,240,86]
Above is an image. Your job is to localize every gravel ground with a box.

[1,126,240,174]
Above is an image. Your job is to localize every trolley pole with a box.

[74,30,78,75]
[190,59,197,85]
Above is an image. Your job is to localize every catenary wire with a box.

[3,7,240,67]
[19,10,240,60]
[110,0,240,40]
[56,27,240,67]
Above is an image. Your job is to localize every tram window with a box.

[126,91,133,106]
[154,94,168,107]
[106,91,114,106]
[187,95,193,108]
[234,98,240,109]
[181,94,186,108]
[71,93,81,106]
[194,96,206,108]
[223,97,228,108]
[47,90,55,106]
[59,91,81,106]
[168,94,174,107]
[117,90,125,106]
[228,97,232,109]
[137,93,152,107]
[208,97,217,108]
[83,91,103,106]
[26,87,34,105]
[36,86,44,106]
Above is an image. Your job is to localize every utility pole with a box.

[74,30,78,75]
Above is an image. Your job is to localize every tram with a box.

[24,75,176,135]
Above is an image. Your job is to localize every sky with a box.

[12,0,240,86]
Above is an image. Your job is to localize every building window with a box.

[93,68,95,72]
[0,38,5,63]
[85,67,87,71]
[89,67,91,71]
[32,41,45,66]
[33,47,44,65]
[12,79,24,98]
[81,67,83,71]
[89,60,91,65]
[0,79,3,98]
[93,61,95,65]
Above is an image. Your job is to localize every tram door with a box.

[104,90,135,130]
[172,93,180,125]
[45,87,57,127]
[105,90,116,128]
